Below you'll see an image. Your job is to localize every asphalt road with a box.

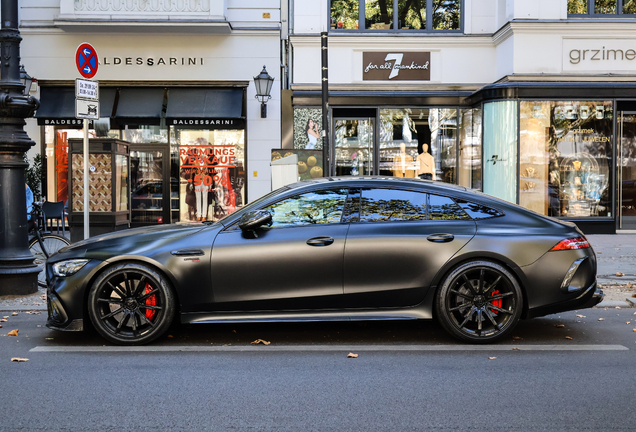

[1,308,636,431]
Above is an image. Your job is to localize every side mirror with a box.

[238,210,272,237]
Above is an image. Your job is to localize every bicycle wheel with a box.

[29,234,71,288]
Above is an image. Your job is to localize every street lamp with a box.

[253,65,274,118]
[20,64,35,96]
[0,0,41,296]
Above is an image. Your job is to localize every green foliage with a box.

[432,0,460,30]
[24,153,43,202]
[625,0,636,13]
[331,0,359,29]
[568,0,587,14]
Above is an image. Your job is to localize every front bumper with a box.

[526,279,603,319]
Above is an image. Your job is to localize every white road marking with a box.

[30,344,629,353]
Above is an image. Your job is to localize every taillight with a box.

[550,237,590,251]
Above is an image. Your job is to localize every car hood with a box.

[52,223,211,262]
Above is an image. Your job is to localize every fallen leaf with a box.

[576,314,586,318]
[512,336,521,340]
[222,344,232,347]
[11,312,18,316]
[597,252,602,254]
[11,358,28,362]
[598,318,604,321]
[512,348,520,351]
[489,357,496,360]
[565,336,573,340]
[616,272,625,277]
[633,329,636,332]
[25,311,40,315]
[347,353,359,358]
[616,307,622,310]
[0,318,6,322]
[232,330,237,333]
[0,324,2,328]
[2,316,8,319]
[7,329,18,337]
[167,335,173,338]
[556,324,565,328]
[251,339,271,345]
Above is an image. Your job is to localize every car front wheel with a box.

[435,261,523,343]
[87,263,175,345]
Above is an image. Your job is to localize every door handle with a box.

[306,237,335,246]
[427,233,454,243]
[171,249,205,256]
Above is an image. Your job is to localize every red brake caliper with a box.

[144,283,157,320]
[490,290,502,314]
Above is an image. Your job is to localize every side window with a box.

[455,199,503,220]
[264,189,348,228]
[359,188,428,222]
[429,194,471,220]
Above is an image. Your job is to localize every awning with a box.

[165,88,244,128]
[114,88,165,126]
[35,86,117,127]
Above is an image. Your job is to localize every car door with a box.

[343,188,476,308]
[209,188,350,311]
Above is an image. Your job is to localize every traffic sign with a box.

[76,43,98,79]
[76,78,98,100]
[76,98,99,120]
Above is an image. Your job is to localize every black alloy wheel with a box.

[87,263,175,345]
[435,261,523,343]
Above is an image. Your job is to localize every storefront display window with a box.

[430,108,457,183]
[519,101,613,218]
[334,119,374,176]
[293,108,323,150]
[175,129,245,222]
[115,155,128,212]
[458,108,482,190]
[123,126,169,144]
[483,101,518,204]
[130,150,164,224]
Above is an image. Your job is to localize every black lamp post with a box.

[0,0,41,296]
[253,65,274,118]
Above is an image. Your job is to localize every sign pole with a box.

[83,118,89,239]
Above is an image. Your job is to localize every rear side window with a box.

[359,188,428,222]
[455,199,503,220]
[429,194,471,220]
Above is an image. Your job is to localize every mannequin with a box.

[417,143,436,180]
[392,143,416,178]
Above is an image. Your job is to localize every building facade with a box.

[285,0,636,234]
[19,0,282,240]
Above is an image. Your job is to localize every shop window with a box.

[458,108,482,190]
[359,188,428,222]
[519,101,613,219]
[265,189,348,227]
[568,0,636,15]
[334,118,374,176]
[175,129,246,223]
[483,101,518,204]
[331,0,461,31]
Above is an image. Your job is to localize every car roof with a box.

[286,176,468,193]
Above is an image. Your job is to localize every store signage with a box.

[76,43,99,79]
[101,57,204,67]
[167,118,245,129]
[563,39,636,72]
[38,119,94,126]
[363,52,430,81]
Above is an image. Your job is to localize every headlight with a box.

[52,259,90,277]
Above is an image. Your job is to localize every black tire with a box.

[29,234,71,288]
[87,263,176,345]
[435,261,523,343]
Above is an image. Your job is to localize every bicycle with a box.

[28,200,71,288]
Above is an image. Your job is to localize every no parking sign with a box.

[76,43,98,79]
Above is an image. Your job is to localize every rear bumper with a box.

[526,280,603,319]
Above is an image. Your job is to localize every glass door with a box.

[333,118,375,176]
[619,112,636,230]
[130,146,172,226]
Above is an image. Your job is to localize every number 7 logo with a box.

[384,53,403,79]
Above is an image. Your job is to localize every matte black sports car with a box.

[46,177,602,345]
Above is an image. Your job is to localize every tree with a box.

[24,153,43,202]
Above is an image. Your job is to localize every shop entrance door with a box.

[333,118,375,176]
[618,112,636,230]
[130,145,176,226]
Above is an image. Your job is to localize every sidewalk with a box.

[1,233,635,312]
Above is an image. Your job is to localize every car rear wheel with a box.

[87,263,175,345]
[435,261,523,343]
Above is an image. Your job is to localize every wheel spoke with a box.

[490,292,514,301]
[135,310,155,328]
[130,311,138,333]
[123,272,132,296]
[484,308,501,331]
[458,306,475,328]
[478,269,485,294]
[132,276,147,298]
[139,304,162,311]
[461,274,477,295]
[487,303,513,315]
[138,288,159,301]
[476,309,484,331]
[449,303,470,312]
[450,289,472,301]
[97,298,123,305]
[483,275,502,296]
[114,314,126,333]
[107,281,127,299]
[101,307,124,320]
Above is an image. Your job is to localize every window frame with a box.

[568,0,636,17]
[329,0,464,33]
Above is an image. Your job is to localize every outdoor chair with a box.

[42,200,66,235]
